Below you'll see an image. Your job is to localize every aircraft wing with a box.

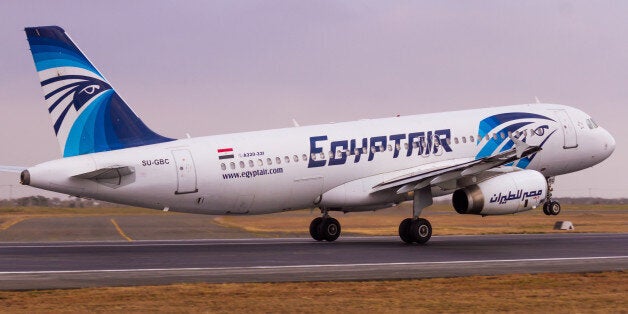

[0,166,27,173]
[372,138,541,194]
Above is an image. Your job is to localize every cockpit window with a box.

[586,118,599,129]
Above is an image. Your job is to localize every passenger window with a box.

[276,157,281,164]
[445,138,451,145]
[507,131,512,138]
[412,142,418,149]
[461,137,467,144]
[302,154,307,161]
[239,161,245,168]
[470,135,475,142]
[404,143,409,150]
[387,144,392,151]
[311,153,316,160]
[395,143,401,150]
[257,159,263,166]
[320,152,325,159]
[454,137,459,144]
[293,155,299,162]
[285,156,290,163]
[248,160,254,167]
[362,147,367,154]
[493,133,498,140]
[485,134,490,141]
[220,163,226,171]
[500,132,506,139]
[529,129,535,137]
[267,158,272,165]
[230,162,236,170]
[371,146,377,153]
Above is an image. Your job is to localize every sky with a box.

[0,1,626,199]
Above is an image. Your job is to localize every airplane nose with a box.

[603,129,615,156]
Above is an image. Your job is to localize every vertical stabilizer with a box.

[25,26,173,157]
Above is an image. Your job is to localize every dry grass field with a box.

[0,271,625,313]
[215,203,628,237]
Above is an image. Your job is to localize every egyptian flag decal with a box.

[218,148,234,160]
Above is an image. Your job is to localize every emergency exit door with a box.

[172,149,198,194]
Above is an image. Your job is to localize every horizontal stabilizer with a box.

[73,166,134,180]
[0,166,27,173]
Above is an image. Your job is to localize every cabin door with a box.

[172,149,198,194]
[552,110,578,149]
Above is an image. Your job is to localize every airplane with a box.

[0,26,615,244]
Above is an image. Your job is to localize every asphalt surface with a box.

[0,233,626,290]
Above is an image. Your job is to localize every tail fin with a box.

[24,26,173,157]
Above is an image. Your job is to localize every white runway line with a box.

[1,256,626,275]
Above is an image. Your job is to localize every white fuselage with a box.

[24,104,615,215]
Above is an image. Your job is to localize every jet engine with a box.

[452,170,547,215]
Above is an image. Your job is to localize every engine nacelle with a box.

[452,170,547,215]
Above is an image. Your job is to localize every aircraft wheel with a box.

[542,202,552,216]
[309,217,324,241]
[398,218,413,244]
[411,218,432,244]
[549,201,561,216]
[319,217,341,242]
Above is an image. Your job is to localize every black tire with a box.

[309,217,324,241]
[411,218,432,244]
[398,218,413,244]
[542,202,551,216]
[549,201,561,216]
[319,217,341,242]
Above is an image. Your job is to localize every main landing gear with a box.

[309,214,341,242]
[309,187,435,244]
[398,186,433,244]
[542,177,561,216]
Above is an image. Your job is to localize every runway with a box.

[0,233,626,290]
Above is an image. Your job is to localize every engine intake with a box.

[452,170,547,215]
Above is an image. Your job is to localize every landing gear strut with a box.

[309,213,341,242]
[542,177,561,216]
[398,186,433,244]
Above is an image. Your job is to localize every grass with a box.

[215,203,628,236]
[1,203,626,237]
[0,271,625,313]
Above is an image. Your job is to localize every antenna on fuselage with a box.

[534,96,541,104]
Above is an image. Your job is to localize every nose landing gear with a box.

[542,177,561,216]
